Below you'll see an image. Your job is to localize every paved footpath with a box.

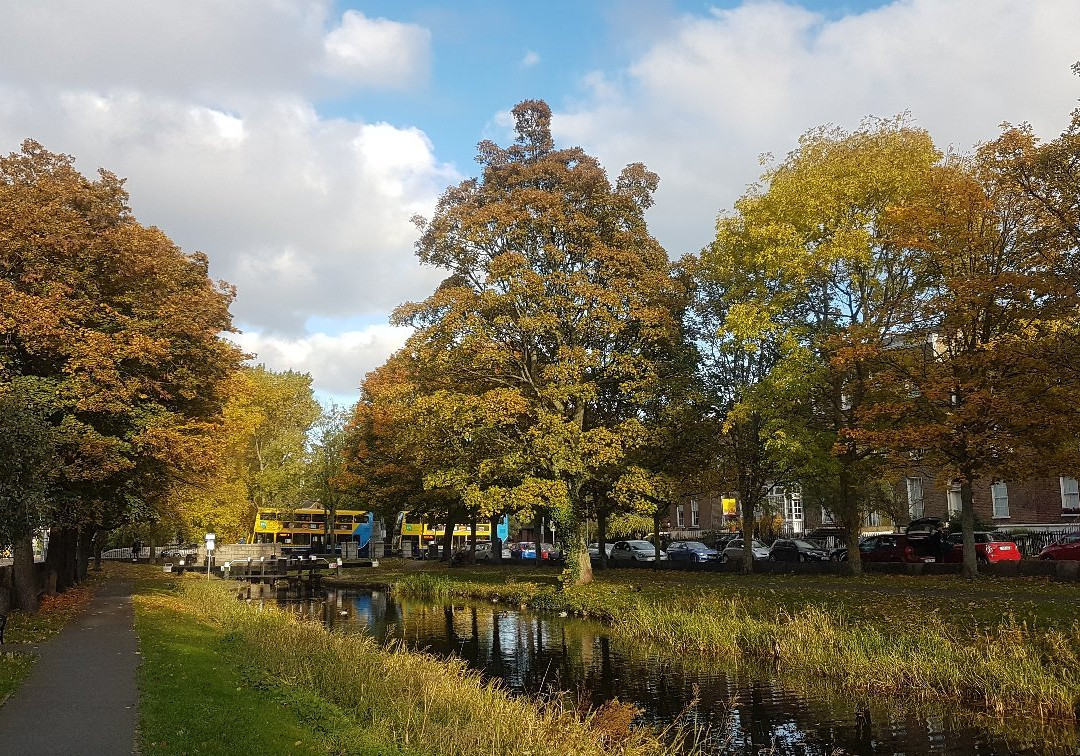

[0,580,138,755]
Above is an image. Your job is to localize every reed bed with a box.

[376,568,1080,721]
[172,579,677,756]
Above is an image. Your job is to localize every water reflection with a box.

[277,589,1078,755]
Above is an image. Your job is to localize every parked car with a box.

[721,538,770,563]
[609,540,667,562]
[1039,532,1080,561]
[473,543,512,562]
[859,534,936,563]
[943,532,1021,564]
[905,516,951,561]
[666,540,720,563]
[769,538,830,562]
[587,542,615,562]
[511,542,562,562]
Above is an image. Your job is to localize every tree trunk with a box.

[12,534,38,613]
[741,495,756,574]
[960,478,978,579]
[533,511,543,564]
[440,515,456,562]
[92,529,105,571]
[597,509,608,571]
[571,517,593,585]
[63,527,78,589]
[838,468,863,575]
[489,513,502,564]
[469,517,478,559]
[652,510,662,571]
[76,528,92,583]
[45,527,65,594]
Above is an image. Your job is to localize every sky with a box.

[0,0,1077,407]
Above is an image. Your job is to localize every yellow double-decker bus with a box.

[252,504,373,554]
[396,513,509,554]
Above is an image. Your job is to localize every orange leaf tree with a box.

[0,140,243,601]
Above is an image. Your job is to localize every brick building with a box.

[900,473,1080,531]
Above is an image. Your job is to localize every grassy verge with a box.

[138,575,680,755]
[345,561,1080,720]
[136,588,390,755]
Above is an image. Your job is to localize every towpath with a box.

[0,580,138,755]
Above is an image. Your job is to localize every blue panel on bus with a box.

[351,513,373,549]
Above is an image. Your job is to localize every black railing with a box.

[1005,528,1079,558]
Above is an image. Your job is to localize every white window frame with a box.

[947,484,962,518]
[675,503,684,528]
[1060,477,1080,513]
[906,477,925,519]
[991,482,1010,519]
[690,497,700,528]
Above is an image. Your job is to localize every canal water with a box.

[278,588,1078,755]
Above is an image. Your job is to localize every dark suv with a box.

[860,534,937,563]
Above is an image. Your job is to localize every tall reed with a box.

[175,579,677,756]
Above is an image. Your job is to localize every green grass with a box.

[135,586,400,755]
[336,560,1080,720]
[0,655,36,707]
[138,576,677,755]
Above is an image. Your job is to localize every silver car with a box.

[722,538,770,563]
[609,540,667,562]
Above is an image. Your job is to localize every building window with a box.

[991,482,1010,518]
[766,485,785,513]
[1061,477,1080,514]
[906,477,924,519]
[947,484,962,518]
[676,504,684,528]
[785,486,804,531]
[690,497,700,528]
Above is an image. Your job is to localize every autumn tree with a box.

[305,402,362,553]
[856,134,1080,577]
[699,119,941,573]
[399,100,685,584]
[172,365,320,541]
[0,140,242,602]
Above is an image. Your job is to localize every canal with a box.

[278,588,1078,755]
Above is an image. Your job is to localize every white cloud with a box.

[230,324,413,396]
[0,86,455,333]
[557,0,1080,257]
[322,10,431,89]
[521,50,541,68]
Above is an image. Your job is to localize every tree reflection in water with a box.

[282,589,1075,755]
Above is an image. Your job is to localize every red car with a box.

[1039,533,1080,561]
[944,532,1021,564]
[859,534,936,563]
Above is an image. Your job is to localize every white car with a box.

[587,542,615,560]
[609,540,667,562]
[473,543,512,562]
[722,538,770,562]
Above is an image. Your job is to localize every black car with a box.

[666,540,720,563]
[769,538,830,562]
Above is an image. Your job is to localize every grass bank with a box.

[137,575,682,756]
[349,561,1080,720]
